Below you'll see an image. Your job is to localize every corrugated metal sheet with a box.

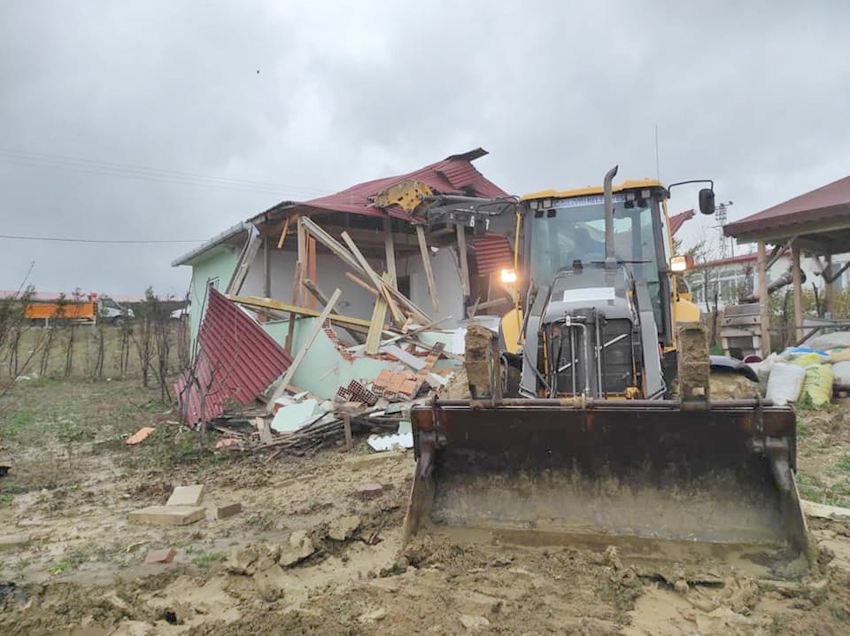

[174,287,292,426]
[248,148,509,224]
[471,232,514,274]
[725,175,850,238]
[669,209,695,236]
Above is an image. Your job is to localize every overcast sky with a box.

[2,1,848,298]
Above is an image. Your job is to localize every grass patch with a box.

[834,456,850,474]
[193,551,226,566]
[0,492,13,507]
[797,473,850,507]
[1,409,36,440]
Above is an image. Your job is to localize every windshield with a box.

[528,193,666,329]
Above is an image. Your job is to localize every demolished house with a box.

[170,149,515,452]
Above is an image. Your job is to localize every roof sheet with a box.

[471,232,514,274]
[724,175,850,238]
[174,286,292,426]
[251,148,508,224]
[669,209,695,236]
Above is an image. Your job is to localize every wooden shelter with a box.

[724,175,850,354]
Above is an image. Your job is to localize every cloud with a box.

[1,0,848,295]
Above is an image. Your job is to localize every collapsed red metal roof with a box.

[252,148,508,224]
[669,209,695,236]
[471,232,514,274]
[174,287,292,426]
[724,175,850,238]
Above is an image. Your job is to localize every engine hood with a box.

[541,265,635,324]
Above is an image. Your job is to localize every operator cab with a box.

[521,180,673,346]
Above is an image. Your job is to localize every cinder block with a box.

[128,506,205,526]
[166,484,205,507]
[216,503,243,519]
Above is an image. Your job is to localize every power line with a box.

[0,234,203,244]
[0,148,331,197]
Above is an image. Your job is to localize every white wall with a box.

[399,245,465,328]
[240,247,377,320]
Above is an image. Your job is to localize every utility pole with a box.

[713,201,734,258]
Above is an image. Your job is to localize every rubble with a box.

[328,515,361,541]
[354,483,384,500]
[143,548,177,565]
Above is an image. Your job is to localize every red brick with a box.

[354,483,384,500]
[143,548,177,564]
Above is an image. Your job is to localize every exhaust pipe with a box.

[603,165,618,267]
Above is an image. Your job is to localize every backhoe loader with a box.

[405,167,809,560]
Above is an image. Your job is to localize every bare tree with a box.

[63,288,83,377]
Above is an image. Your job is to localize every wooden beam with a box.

[757,241,771,355]
[416,225,440,311]
[303,215,432,324]
[296,217,307,307]
[300,216,362,272]
[225,227,261,295]
[345,272,378,296]
[824,254,835,317]
[227,294,375,330]
[263,236,271,298]
[383,217,397,287]
[284,259,302,352]
[341,230,405,325]
[307,236,317,309]
[366,273,390,355]
[456,224,470,297]
[266,288,342,409]
[276,215,291,249]
[792,244,804,342]
[302,279,329,306]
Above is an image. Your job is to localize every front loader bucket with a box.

[405,398,809,558]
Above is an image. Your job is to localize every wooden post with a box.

[366,273,390,355]
[263,236,271,298]
[341,231,405,325]
[456,224,470,297]
[757,241,772,356]
[308,236,317,309]
[296,217,307,307]
[416,225,440,311]
[383,217,397,287]
[285,218,307,351]
[824,253,835,318]
[342,413,352,451]
[792,243,804,343]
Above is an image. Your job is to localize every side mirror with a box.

[699,188,716,215]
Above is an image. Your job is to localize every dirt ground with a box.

[2,379,850,635]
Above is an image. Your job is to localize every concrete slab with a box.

[128,506,205,526]
[166,485,205,507]
[0,534,30,550]
[143,548,177,564]
[802,499,850,521]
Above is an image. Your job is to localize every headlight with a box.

[670,255,694,273]
[500,269,517,284]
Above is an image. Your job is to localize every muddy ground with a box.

[1,379,850,635]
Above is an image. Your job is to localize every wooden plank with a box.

[792,243,804,343]
[296,217,308,306]
[383,217,397,287]
[301,216,362,272]
[345,272,379,296]
[416,225,440,311]
[381,344,426,371]
[225,227,262,295]
[227,294,375,329]
[456,224,470,297]
[302,279,329,306]
[757,241,771,355]
[341,230,406,325]
[267,288,342,409]
[365,273,390,355]
[276,215,291,249]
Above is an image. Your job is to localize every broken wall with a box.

[400,245,465,328]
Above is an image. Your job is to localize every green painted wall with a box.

[188,247,239,349]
